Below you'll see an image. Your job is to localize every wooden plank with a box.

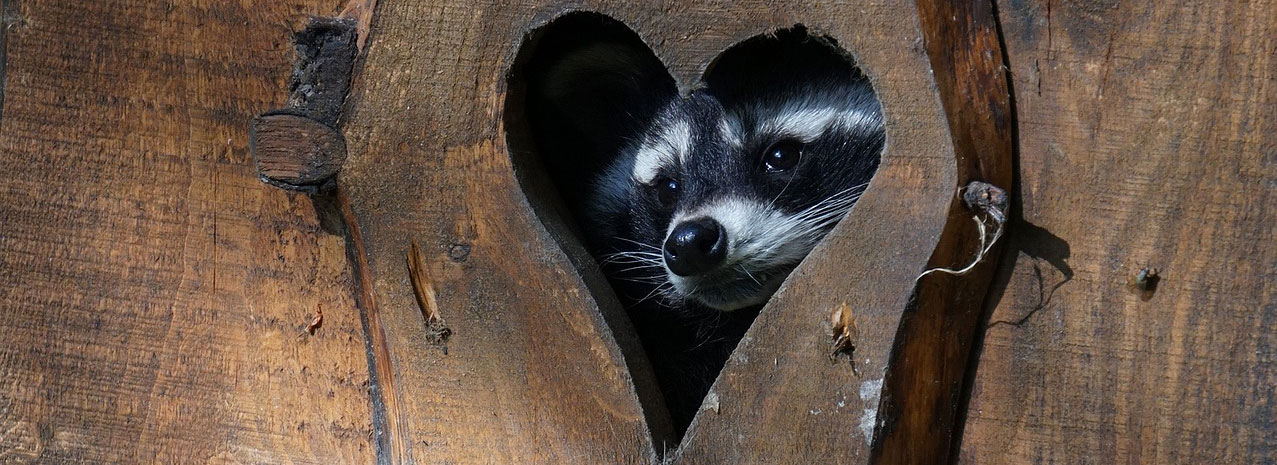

[339,3,663,463]
[665,3,959,464]
[958,0,1277,463]
[866,0,1015,463]
[0,1,376,463]
[339,0,959,463]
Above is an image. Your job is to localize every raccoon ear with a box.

[516,13,675,196]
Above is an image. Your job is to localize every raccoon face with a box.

[592,87,883,311]
[519,18,883,313]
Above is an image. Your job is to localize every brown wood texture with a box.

[869,0,1015,464]
[0,1,375,463]
[2,0,1269,463]
[958,0,1277,463]
[252,113,348,188]
[338,1,958,463]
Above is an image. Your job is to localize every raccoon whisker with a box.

[622,272,666,279]
[784,184,866,224]
[600,257,654,267]
[632,281,675,307]
[734,187,867,266]
[607,255,663,263]
[615,263,667,274]
[659,286,685,304]
[738,264,764,286]
[767,171,798,210]
[616,276,668,285]
[678,281,702,303]
[790,190,864,225]
[600,253,663,264]
[800,203,856,228]
[793,204,851,227]
[811,184,868,209]
[601,250,663,258]
[689,333,728,351]
[599,251,664,265]
[621,278,669,286]
[812,194,864,221]
[612,236,663,251]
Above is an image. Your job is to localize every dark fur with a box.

[522,16,882,435]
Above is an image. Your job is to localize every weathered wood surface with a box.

[959,0,1276,463]
[870,0,1015,463]
[251,113,348,189]
[0,1,375,463]
[1,0,1271,463]
[339,0,963,463]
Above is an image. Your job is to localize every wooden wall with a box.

[0,1,375,463]
[959,1,1275,463]
[0,0,1271,464]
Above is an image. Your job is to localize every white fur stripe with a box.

[718,117,743,149]
[632,119,692,184]
[759,106,878,143]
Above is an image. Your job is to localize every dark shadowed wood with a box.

[286,18,359,128]
[867,1,1015,464]
[339,1,958,463]
[958,0,1276,463]
[0,1,375,463]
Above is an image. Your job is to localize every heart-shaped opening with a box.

[505,11,883,443]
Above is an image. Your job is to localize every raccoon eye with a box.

[762,139,803,172]
[653,176,679,208]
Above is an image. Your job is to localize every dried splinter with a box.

[407,238,452,344]
[306,304,324,335]
[829,302,861,375]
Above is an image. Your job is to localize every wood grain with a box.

[867,0,1015,463]
[958,0,1276,463]
[2,0,1268,463]
[251,113,347,190]
[0,1,375,463]
[339,0,957,463]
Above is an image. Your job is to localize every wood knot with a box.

[249,17,358,193]
[250,112,346,191]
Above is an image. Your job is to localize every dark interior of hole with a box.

[506,13,882,441]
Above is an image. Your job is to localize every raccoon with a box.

[520,18,883,434]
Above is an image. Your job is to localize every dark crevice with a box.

[505,13,679,451]
[321,188,403,465]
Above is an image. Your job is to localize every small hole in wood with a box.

[506,12,883,442]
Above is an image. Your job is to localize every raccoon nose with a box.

[663,218,727,276]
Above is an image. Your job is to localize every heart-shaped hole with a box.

[505,11,883,441]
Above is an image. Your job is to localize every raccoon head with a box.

[521,21,883,312]
[593,83,882,311]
